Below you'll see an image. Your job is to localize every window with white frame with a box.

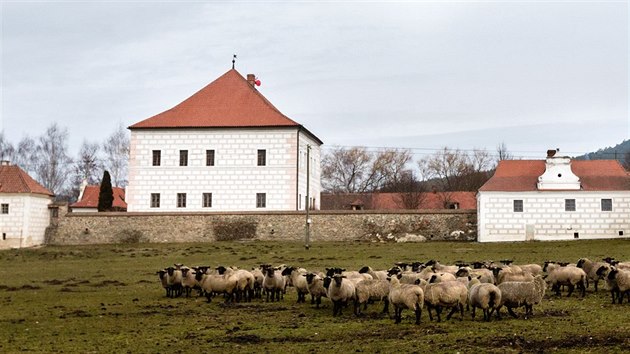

[1,204,8,214]
[601,199,612,212]
[565,199,576,212]
[179,150,188,166]
[203,193,212,208]
[177,193,187,208]
[206,150,215,166]
[513,200,523,212]
[152,150,161,166]
[150,194,160,208]
[256,193,266,208]
[257,149,266,166]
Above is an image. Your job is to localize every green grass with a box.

[1,239,629,353]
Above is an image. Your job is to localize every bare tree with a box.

[34,123,72,195]
[391,171,427,209]
[496,142,513,163]
[102,123,129,188]
[418,147,493,193]
[5,136,38,175]
[623,151,630,171]
[321,147,412,193]
[68,141,103,201]
[0,132,15,162]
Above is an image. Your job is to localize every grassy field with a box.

[1,239,629,353]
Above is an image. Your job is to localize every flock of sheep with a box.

[156,257,630,324]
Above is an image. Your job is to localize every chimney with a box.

[247,74,256,86]
[546,149,557,158]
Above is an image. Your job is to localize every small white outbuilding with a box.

[0,161,54,249]
[477,150,630,242]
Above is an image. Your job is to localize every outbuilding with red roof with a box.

[477,150,630,242]
[0,161,54,249]
[126,68,322,212]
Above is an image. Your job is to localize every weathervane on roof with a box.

[232,54,237,69]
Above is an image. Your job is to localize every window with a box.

[177,193,187,208]
[179,150,188,166]
[565,199,576,212]
[206,150,215,166]
[257,149,266,166]
[513,200,523,212]
[256,193,266,208]
[203,193,213,208]
[150,194,160,208]
[299,194,302,210]
[152,150,161,166]
[601,199,612,212]
[1,204,8,214]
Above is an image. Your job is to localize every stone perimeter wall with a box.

[48,210,477,245]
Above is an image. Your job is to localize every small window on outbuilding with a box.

[513,200,523,212]
[565,199,576,212]
[601,199,612,212]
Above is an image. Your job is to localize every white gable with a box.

[537,156,581,190]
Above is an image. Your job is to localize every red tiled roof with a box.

[70,185,127,210]
[0,164,53,196]
[130,69,304,129]
[479,160,630,192]
[321,192,477,210]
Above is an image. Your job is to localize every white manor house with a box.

[126,69,322,212]
[477,150,630,242]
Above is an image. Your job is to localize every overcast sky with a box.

[1,1,628,161]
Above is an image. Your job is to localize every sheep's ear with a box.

[476,275,481,279]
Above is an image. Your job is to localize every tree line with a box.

[0,123,129,202]
[321,143,513,209]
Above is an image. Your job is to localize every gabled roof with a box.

[0,164,53,196]
[128,69,322,143]
[70,185,127,210]
[479,160,630,192]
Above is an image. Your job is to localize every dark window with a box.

[179,150,188,166]
[177,193,187,208]
[150,193,160,208]
[257,149,266,166]
[203,193,212,208]
[565,199,576,212]
[1,204,8,214]
[601,199,612,212]
[206,150,215,166]
[513,200,523,212]
[256,193,266,208]
[152,150,161,166]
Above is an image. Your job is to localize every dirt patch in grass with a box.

[3,285,41,291]
[59,310,92,318]
[90,280,127,287]
[482,332,630,352]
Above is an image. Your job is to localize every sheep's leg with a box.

[354,301,361,316]
[567,284,574,297]
[382,299,389,314]
[394,307,401,324]
[610,289,616,304]
[436,306,443,322]
[414,304,421,325]
[495,306,502,320]
[471,306,476,320]
[459,303,464,321]
[427,305,434,321]
[579,282,586,298]
[593,279,598,292]
[507,306,518,318]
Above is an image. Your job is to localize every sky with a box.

[0,0,628,161]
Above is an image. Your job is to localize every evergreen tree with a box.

[98,171,114,212]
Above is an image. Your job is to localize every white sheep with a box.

[328,274,356,316]
[577,258,610,292]
[282,266,310,303]
[467,279,502,321]
[388,275,423,324]
[250,266,265,299]
[195,267,238,303]
[358,266,388,281]
[304,272,328,308]
[545,266,587,297]
[422,279,468,322]
[180,266,198,297]
[354,279,390,316]
[496,275,546,319]
[606,268,630,304]
[262,266,286,302]
[165,264,184,298]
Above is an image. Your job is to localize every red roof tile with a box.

[0,164,53,196]
[130,69,302,129]
[70,185,127,210]
[321,192,477,210]
[479,159,630,191]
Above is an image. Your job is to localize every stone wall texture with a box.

[48,209,477,245]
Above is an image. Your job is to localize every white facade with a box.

[126,128,321,212]
[478,191,630,242]
[0,193,52,249]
